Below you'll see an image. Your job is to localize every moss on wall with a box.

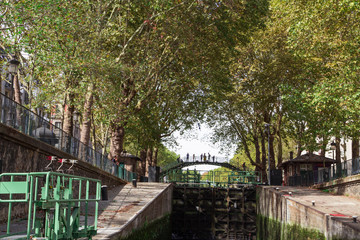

[256,215,326,240]
[119,214,171,240]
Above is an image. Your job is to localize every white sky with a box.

[166,123,236,171]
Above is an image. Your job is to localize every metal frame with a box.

[0,172,101,239]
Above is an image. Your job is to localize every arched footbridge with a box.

[160,161,263,186]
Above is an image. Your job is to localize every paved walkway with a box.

[93,182,171,239]
[0,182,171,240]
[272,186,360,219]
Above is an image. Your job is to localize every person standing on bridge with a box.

[186,153,189,162]
[193,154,195,162]
[208,153,211,161]
[204,153,207,162]
[212,156,215,162]
[200,154,203,162]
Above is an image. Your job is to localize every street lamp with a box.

[330,142,336,178]
[330,142,336,159]
[8,58,20,75]
[265,123,271,185]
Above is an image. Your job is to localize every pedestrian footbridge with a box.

[160,161,263,187]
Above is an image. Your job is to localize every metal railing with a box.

[286,158,360,186]
[162,169,262,187]
[0,172,101,239]
[0,92,136,181]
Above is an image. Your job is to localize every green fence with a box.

[162,169,262,187]
[0,172,101,239]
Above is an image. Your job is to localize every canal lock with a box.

[171,185,257,240]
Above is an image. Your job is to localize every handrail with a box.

[0,92,136,182]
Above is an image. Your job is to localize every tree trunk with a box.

[13,74,22,130]
[254,135,261,172]
[260,131,267,183]
[153,147,158,166]
[145,147,153,176]
[319,136,327,157]
[63,93,74,136]
[110,124,125,158]
[80,84,94,145]
[352,137,359,159]
[276,132,283,168]
[139,149,147,177]
[335,136,341,164]
[13,74,21,104]
[269,132,275,169]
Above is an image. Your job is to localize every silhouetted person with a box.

[193,154,195,162]
[186,153,189,162]
[212,156,215,162]
[204,153,207,162]
[200,154,203,162]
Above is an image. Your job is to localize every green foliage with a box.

[119,214,171,240]
[257,215,326,240]
[156,145,178,168]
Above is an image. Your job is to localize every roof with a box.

[279,153,334,168]
[119,152,141,161]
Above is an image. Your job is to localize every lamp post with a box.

[330,142,336,178]
[265,123,271,185]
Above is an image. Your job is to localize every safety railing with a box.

[0,93,136,182]
[286,158,360,186]
[162,169,262,187]
[0,172,101,239]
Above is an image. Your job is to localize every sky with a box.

[166,123,236,171]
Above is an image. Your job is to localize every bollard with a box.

[132,179,137,188]
[101,185,108,201]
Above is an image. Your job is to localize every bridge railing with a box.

[162,169,262,187]
[0,93,136,182]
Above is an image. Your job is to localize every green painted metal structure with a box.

[0,172,101,239]
[162,169,262,187]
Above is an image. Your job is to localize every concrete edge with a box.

[313,174,360,189]
[262,187,360,238]
[108,183,173,239]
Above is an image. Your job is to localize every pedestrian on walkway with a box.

[208,153,211,161]
[212,156,215,162]
[200,154,203,162]
[186,153,189,162]
[204,153,207,162]
[193,154,195,162]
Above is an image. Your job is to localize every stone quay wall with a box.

[0,123,126,222]
[257,186,360,240]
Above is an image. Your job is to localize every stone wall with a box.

[0,123,126,222]
[314,174,360,199]
[257,186,360,240]
[111,184,173,239]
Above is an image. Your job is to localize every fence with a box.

[286,158,360,186]
[162,169,262,187]
[0,92,136,182]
